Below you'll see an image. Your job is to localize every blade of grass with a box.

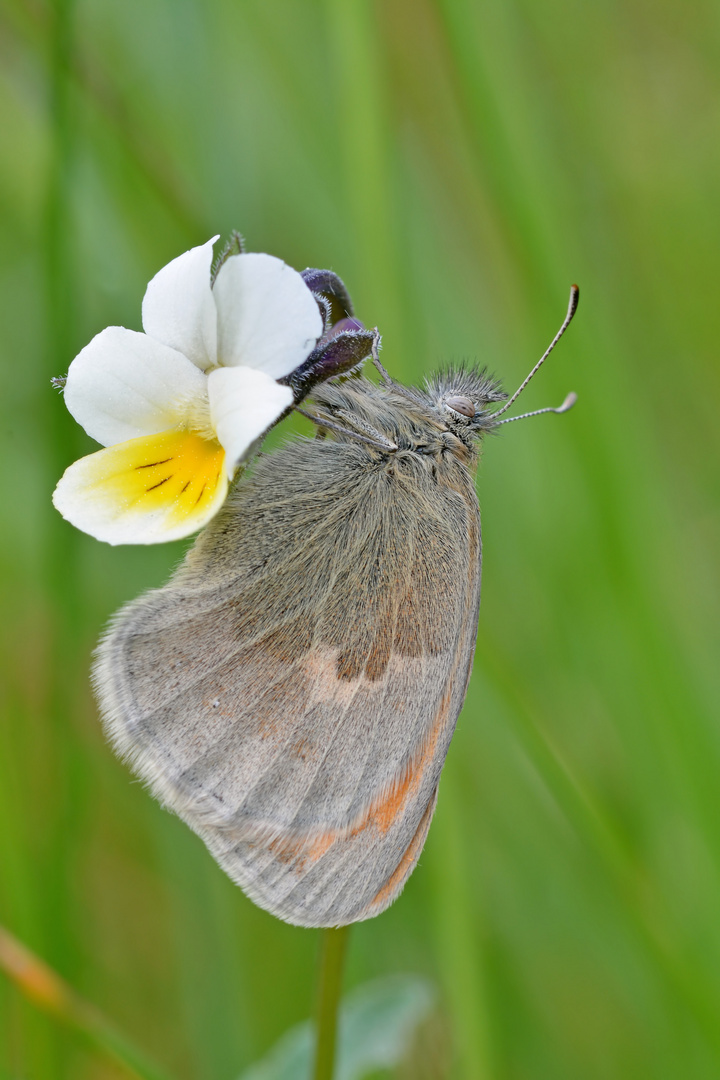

[479,640,720,1057]
[322,0,406,363]
[3,0,206,240]
[428,776,494,1080]
[0,926,176,1080]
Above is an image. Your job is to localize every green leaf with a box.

[238,975,435,1080]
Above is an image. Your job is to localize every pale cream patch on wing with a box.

[302,649,372,707]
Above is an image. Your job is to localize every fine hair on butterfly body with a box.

[94,288,578,928]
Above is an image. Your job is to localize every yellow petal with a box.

[53,429,228,544]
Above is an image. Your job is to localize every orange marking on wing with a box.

[304,831,336,863]
[263,712,444,872]
[360,686,452,836]
[368,788,438,911]
[370,771,415,834]
[267,828,336,871]
[264,686,455,876]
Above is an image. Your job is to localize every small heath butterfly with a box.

[93,282,578,927]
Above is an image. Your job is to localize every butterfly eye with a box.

[445,395,475,418]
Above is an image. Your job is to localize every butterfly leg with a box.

[334,407,398,450]
[370,329,393,385]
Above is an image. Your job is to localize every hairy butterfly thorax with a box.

[306,365,508,476]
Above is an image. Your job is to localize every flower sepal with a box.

[279,322,378,403]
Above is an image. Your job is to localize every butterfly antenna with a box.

[489,285,579,421]
[494,391,577,426]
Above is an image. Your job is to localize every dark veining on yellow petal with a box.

[135,457,173,470]
[146,476,173,492]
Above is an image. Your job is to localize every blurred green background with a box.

[2,0,720,1076]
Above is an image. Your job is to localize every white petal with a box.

[64,327,207,447]
[52,429,228,545]
[214,252,323,378]
[142,237,219,371]
[207,366,293,476]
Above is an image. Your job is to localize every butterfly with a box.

[93,282,578,928]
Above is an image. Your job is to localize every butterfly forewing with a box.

[95,378,483,926]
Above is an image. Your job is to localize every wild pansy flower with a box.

[52,237,325,544]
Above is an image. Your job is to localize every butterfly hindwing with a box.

[95,385,482,926]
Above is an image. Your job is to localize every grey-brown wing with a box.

[95,437,481,926]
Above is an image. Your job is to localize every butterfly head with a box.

[423,366,508,443]
[424,284,581,443]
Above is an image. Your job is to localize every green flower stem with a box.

[312,926,350,1080]
[0,926,174,1080]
